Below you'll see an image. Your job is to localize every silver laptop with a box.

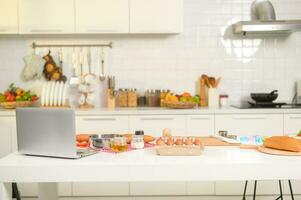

[16,108,96,159]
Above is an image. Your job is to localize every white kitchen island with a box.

[0,146,300,200]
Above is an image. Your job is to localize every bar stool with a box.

[242,180,295,200]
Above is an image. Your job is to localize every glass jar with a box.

[131,130,145,149]
[219,94,229,108]
[112,134,128,152]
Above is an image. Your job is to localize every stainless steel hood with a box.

[233,0,301,35]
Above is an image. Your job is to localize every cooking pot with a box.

[251,90,278,102]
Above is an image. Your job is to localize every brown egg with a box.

[194,138,202,146]
[156,138,166,146]
[175,138,184,145]
[185,138,193,145]
[166,138,174,146]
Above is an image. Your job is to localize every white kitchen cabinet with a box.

[130,182,186,196]
[0,116,15,158]
[18,183,72,197]
[284,114,301,135]
[75,0,129,33]
[76,116,129,134]
[130,0,183,33]
[215,114,283,136]
[186,115,214,136]
[0,0,18,34]
[72,182,129,196]
[129,115,186,136]
[19,0,75,34]
[187,182,215,195]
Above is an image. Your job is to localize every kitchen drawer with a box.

[76,116,129,134]
[186,181,215,195]
[129,115,186,137]
[186,115,214,136]
[215,181,281,195]
[73,182,129,196]
[18,183,72,197]
[215,114,283,136]
[130,182,186,196]
[284,114,301,135]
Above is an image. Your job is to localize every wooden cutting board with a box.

[200,136,240,146]
[258,146,301,156]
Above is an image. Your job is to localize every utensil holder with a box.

[208,88,219,108]
[107,89,116,109]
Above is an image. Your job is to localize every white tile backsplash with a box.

[0,0,301,106]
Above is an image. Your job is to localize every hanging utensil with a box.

[79,48,84,76]
[99,48,106,81]
[69,48,79,86]
[87,47,92,74]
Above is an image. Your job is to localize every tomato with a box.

[31,95,38,102]
[6,95,15,102]
[77,141,90,148]
[4,91,11,97]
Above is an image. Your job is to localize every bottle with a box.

[131,130,145,149]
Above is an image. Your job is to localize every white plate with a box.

[53,82,60,106]
[57,82,64,106]
[62,83,69,106]
[44,82,51,107]
[49,82,56,106]
[40,82,47,106]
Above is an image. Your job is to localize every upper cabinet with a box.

[19,0,75,34]
[75,0,129,34]
[0,0,18,34]
[130,0,183,33]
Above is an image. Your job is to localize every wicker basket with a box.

[0,101,35,109]
[164,101,197,109]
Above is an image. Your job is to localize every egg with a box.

[162,128,172,138]
[194,138,202,146]
[156,138,165,146]
[166,138,174,146]
[175,138,184,145]
[185,138,193,145]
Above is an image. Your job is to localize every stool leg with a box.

[288,180,295,200]
[242,180,248,200]
[275,180,283,200]
[12,183,21,200]
[253,180,257,200]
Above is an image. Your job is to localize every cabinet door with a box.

[130,182,186,196]
[130,0,183,33]
[186,115,214,136]
[284,114,301,135]
[75,0,129,33]
[129,115,186,136]
[0,0,18,34]
[19,0,75,34]
[18,183,72,197]
[0,116,15,158]
[76,116,129,134]
[73,182,129,196]
[215,114,283,136]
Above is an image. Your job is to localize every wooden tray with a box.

[258,146,301,156]
[200,136,240,146]
[0,101,35,109]
[164,101,196,109]
[156,145,204,156]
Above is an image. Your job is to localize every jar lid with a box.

[220,94,229,98]
[135,130,144,136]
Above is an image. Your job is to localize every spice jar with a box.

[128,89,138,107]
[112,134,128,152]
[117,89,128,107]
[131,130,145,149]
[137,90,146,107]
[219,94,229,108]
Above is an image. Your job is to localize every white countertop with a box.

[1,107,301,116]
[0,147,301,182]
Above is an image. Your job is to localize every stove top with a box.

[233,102,301,109]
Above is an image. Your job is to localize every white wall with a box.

[0,0,301,106]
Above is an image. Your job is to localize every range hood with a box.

[233,0,301,35]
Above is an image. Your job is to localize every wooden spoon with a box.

[209,77,216,88]
[215,77,221,88]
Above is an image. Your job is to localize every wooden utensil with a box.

[209,77,216,88]
[199,77,208,107]
[215,77,221,88]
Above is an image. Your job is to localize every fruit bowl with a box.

[0,101,36,109]
[164,101,197,109]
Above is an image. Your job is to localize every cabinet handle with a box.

[83,118,117,121]
[289,117,301,120]
[140,117,174,121]
[87,29,118,33]
[232,117,266,120]
[190,117,210,120]
[30,29,63,33]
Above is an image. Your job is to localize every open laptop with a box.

[16,108,97,159]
